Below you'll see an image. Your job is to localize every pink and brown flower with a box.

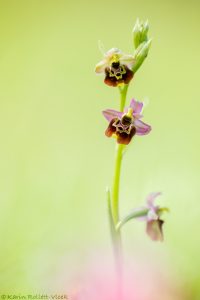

[102,99,151,145]
[136,192,168,241]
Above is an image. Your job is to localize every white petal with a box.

[106,48,122,58]
[120,54,135,69]
[95,59,108,74]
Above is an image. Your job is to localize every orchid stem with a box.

[112,85,129,226]
[120,84,128,112]
[108,84,129,299]
[111,84,129,253]
[112,144,124,226]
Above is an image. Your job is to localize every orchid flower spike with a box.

[102,99,151,145]
[95,48,135,87]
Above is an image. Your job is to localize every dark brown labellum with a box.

[104,65,134,87]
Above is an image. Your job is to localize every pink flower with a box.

[137,192,168,241]
[102,99,151,145]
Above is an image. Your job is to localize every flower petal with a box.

[120,54,135,69]
[105,119,117,137]
[106,47,122,58]
[102,109,123,122]
[134,119,151,135]
[146,220,164,241]
[146,192,162,207]
[95,59,108,74]
[130,99,143,114]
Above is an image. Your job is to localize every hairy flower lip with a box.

[102,99,151,144]
[104,65,134,87]
[105,117,136,145]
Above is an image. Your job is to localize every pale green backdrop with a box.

[0,0,200,297]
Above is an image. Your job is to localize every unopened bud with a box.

[132,19,149,49]
[132,39,152,74]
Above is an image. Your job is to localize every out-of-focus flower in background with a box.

[116,192,168,241]
[102,99,151,145]
[145,192,166,241]
[135,192,169,241]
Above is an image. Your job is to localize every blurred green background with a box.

[0,0,200,297]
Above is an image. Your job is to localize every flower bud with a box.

[132,19,149,49]
[132,39,152,74]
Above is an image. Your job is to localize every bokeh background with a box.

[0,0,200,297]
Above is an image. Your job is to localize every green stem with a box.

[109,84,129,298]
[119,84,129,112]
[111,84,129,240]
[116,208,149,231]
[107,188,117,244]
[112,144,124,225]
